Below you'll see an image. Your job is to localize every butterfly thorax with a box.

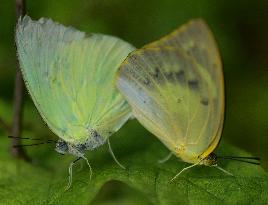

[55,130,106,157]
[199,152,218,166]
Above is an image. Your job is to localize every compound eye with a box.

[55,140,68,154]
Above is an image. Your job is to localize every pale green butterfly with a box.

[116,19,238,180]
[16,15,135,188]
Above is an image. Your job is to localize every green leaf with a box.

[0,120,267,205]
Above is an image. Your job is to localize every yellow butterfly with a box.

[116,19,235,180]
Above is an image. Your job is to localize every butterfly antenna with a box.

[8,135,56,142]
[217,156,261,165]
[13,141,56,147]
[218,156,260,160]
[107,138,126,169]
[8,135,56,147]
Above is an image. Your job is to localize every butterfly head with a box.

[55,139,69,155]
[201,152,218,166]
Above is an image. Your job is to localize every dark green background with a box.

[0,0,268,204]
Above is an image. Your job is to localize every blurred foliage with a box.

[0,0,268,204]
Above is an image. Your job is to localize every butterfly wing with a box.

[147,19,222,80]
[16,16,135,144]
[117,19,224,163]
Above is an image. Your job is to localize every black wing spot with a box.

[188,80,199,90]
[165,72,174,81]
[175,70,185,83]
[150,67,163,83]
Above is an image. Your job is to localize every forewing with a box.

[147,19,222,84]
[16,16,135,144]
[117,19,224,157]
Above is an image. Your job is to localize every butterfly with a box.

[116,19,259,180]
[15,15,135,188]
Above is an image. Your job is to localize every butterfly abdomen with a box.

[84,129,106,150]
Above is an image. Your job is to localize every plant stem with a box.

[0,117,11,133]
[11,0,29,161]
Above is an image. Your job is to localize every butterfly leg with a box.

[107,138,126,169]
[65,157,82,190]
[213,165,233,176]
[170,162,200,182]
[158,152,173,164]
[81,155,93,180]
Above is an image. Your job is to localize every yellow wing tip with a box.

[181,18,211,32]
[142,18,212,49]
[185,18,208,25]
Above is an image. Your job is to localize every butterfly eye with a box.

[208,153,217,161]
[55,140,68,154]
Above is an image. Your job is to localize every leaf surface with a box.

[0,119,267,205]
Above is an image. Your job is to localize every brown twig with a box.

[11,0,29,161]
